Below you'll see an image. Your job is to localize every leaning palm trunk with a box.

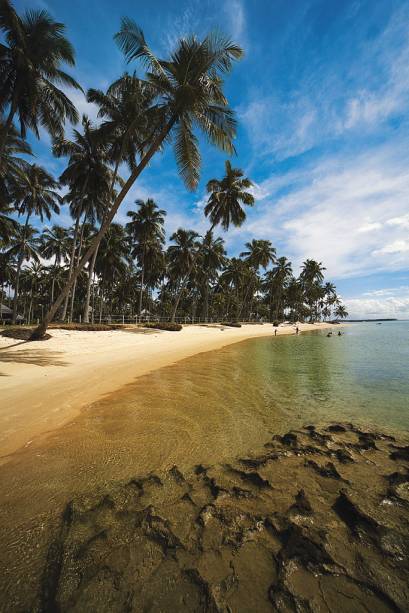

[170,256,197,323]
[31,118,176,339]
[61,214,80,321]
[138,247,145,316]
[69,220,86,321]
[170,276,188,323]
[83,244,99,323]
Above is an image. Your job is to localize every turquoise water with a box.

[234,321,409,433]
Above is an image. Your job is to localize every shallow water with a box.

[1,322,408,609]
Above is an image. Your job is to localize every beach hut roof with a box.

[1,303,12,315]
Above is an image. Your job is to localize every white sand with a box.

[0,322,334,458]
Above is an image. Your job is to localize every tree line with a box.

[0,1,348,330]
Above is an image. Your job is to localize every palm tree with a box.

[0,122,32,214]
[14,163,62,226]
[239,239,275,318]
[205,160,254,232]
[0,252,14,310]
[168,229,201,322]
[54,116,113,322]
[6,223,40,322]
[220,257,249,319]
[198,231,226,320]
[21,261,44,323]
[40,225,69,303]
[126,198,166,316]
[241,239,276,270]
[268,256,292,321]
[95,223,130,319]
[0,202,18,246]
[300,259,326,322]
[33,23,243,338]
[334,303,348,320]
[88,74,158,191]
[0,0,81,155]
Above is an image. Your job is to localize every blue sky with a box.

[13,0,409,318]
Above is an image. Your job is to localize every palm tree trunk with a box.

[50,277,55,305]
[99,287,103,323]
[61,214,80,321]
[83,243,99,323]
[204,280,209,321]
[28,283,34,325]
[12,213,30,324]
[171,257,196,323]
[32,116,177,340]
[138,246,145,316]
[12,254,24,325]
[69,219,86,321]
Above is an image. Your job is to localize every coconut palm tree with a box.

[0,121,31,212]
[334,303,348,320]
[95,223,130,318]
[0,0,81,155]
[126,198,166,316]
[40,225,69,303]
[54,116,113,322]
[88,74,158,191]
[241,239,276,270]
[33,23,243,338]
[300,259,326,322]
[0,202,18,246]
[14,163,62,226]
[198,231,226,320]
[6,223,40,322]
[168,229,201,322]
[220,256,249,319]
[239,239,275,318]
[205,160,254,232]
[268,256,292,321]
[21,261,45,323]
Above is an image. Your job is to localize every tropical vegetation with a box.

[0,0,348,330]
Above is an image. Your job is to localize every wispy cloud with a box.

[239,3,409,161]
[221,139,409,279]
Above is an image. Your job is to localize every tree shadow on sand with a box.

[0,344,69,375]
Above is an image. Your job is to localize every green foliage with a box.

[142,322,182,331]
[273,320,280,327]
[223,322,242,327]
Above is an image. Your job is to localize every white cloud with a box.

[373,240,409,256]
[357,222,382,233]
[222,140,409,279]
[345,287,409,320]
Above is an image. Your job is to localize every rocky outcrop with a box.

[38,423,409,612]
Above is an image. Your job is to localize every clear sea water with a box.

[1,321,408,606]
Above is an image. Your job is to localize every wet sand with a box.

[21,423,409,612]
[0,323,332,459]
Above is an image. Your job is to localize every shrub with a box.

[223,322,242,328]
[49,323,123,331]
[272,321,280,327]
[142,322,182,331]
[1,327,51,341]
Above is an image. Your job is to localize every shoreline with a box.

[0,322,334,459]
[14,421,409,611]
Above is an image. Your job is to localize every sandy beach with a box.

[0,323,333,459]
